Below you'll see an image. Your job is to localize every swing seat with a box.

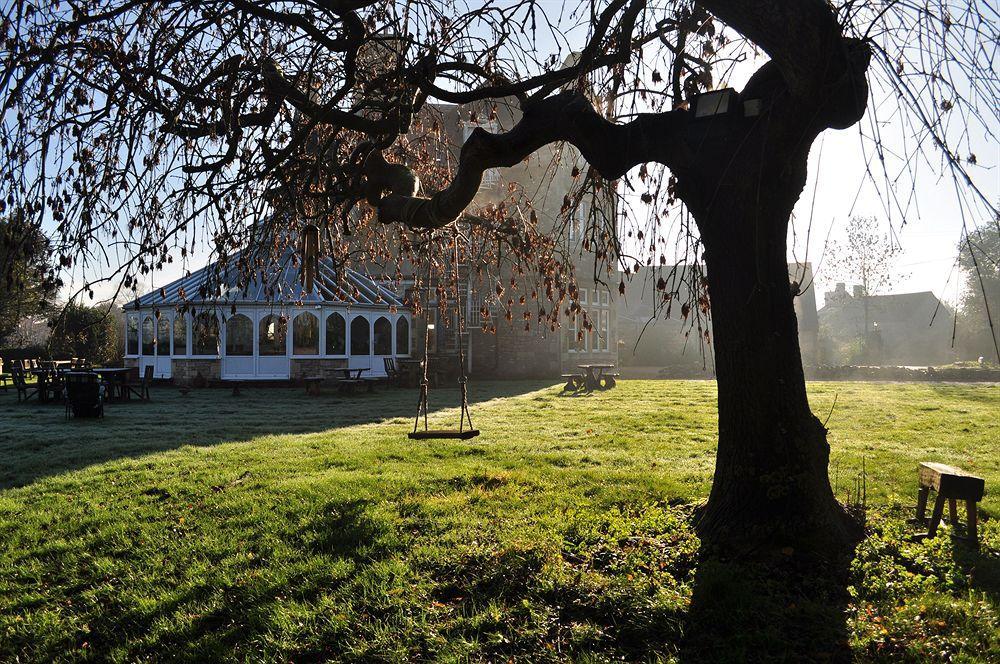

[409,429,481,440]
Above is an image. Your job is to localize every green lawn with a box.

[0,380,997,662]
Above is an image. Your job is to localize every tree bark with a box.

[680,101,861,556]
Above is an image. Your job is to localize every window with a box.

[579,288,588,305]
[325,312,346,355]
[157,316,170,355]
[127,316,138,355]
[193,313,220,355]
[226,314,253,356]
[259,315,286,356]
[597,310,610,351]
[396,317,410,356]
[173,314,187,355]
[565,315,580,353]
[292,312,319,355]
[350,316,370,355]
[374,316,392,355]
[141,316,154,355]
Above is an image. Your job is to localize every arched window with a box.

[325,312,346,355]
[192,312,220,355]
[259,315,287,356]
[226,314,253,356]
[173,314,187,355]
[396,317,410,356]
[374,316,392,355]
[293,312,319,355]
[157,316,171,355]
[350,316,370,355]
[141,316,155,355]
[126,316,139,355]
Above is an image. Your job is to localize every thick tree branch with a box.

[371,90,691,228]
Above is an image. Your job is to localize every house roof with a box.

[130,249,404,309]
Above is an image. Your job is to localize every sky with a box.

[71,2,997,311]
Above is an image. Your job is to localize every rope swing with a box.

[409,230,479,440]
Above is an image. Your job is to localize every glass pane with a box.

[173,315,187,355]
[350,316,370,355]
[373,317,391,355]
[157,316,170,356]
[292,312,319,355]
[259,315,287,356]
[226,315,253,356]
[141,317,154,355]
[396,318,410,355]
[127,316,139,355]
[193,313,220,355]
[325,313,346,355]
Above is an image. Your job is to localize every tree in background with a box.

[957,226,1000,364]
[2,1,997,557]
[0,214,59,348]
[46,302,122,367]
[824,216,905,363]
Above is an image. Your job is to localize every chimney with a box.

[853,285,865,298]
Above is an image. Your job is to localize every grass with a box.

[0,380,997,662]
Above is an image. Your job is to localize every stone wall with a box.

[172,358,221,386]
[290,358,349,382]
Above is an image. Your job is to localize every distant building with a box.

[818,283,954,365]
[617,263,819,373]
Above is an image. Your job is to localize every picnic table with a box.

[577,363,619,391]
[333,367,376,394]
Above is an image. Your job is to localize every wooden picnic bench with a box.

[916,461,985,542]
[561,373,585,392]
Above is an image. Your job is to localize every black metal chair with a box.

[64,372,104,419]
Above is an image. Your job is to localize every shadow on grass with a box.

[0,379,552,490]
[679,550,853,663]
[953,539,1000,607]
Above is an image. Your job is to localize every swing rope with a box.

[410,228,477,440]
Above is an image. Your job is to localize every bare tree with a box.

[1,0,996,556]
[825,215,906,359]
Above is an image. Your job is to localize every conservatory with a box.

[125,255,411,384]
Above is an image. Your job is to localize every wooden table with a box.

[332,367,373,394]
[917,462,985,542]
[577,363,618,391]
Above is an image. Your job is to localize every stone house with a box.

[817,283,954,365]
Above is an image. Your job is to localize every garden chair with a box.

[129,365,154,401]
[11,366,38,402]
[383,358,406,387]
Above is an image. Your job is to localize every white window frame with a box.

[290,309,322,358]
[323,309,349,358]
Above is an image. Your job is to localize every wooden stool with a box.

[916,462,985,542]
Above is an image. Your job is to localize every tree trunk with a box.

[683,138,860,557]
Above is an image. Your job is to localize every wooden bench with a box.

[600,372,621,389]
[916,462,985,542]
[561,373,584,392]
[303,377,324,396]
